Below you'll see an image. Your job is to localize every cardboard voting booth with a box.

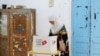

[32,36,57,53]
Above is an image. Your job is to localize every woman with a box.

[49,17,69,56]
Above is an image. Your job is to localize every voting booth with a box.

[32,36,57,53]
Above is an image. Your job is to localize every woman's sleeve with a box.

[49,29,52,36]
[61,25,68,40]
[60,25,68,46]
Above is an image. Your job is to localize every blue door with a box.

[72,0,100,56]
[71,0,90,56]
[91,0,100,56]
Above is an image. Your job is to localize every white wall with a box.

[0,0,71,55]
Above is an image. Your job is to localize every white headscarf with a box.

[49,16,63,34]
